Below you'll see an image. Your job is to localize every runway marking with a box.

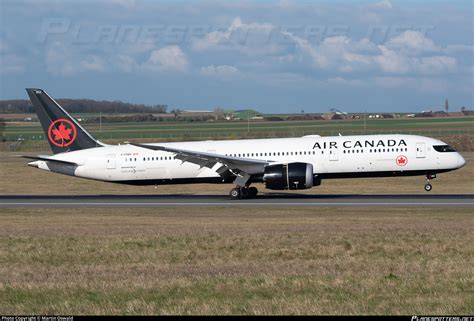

[2,202,474,207]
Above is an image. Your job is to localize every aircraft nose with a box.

[458,154,466,168]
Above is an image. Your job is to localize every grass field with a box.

[0,206,473,314]
[0,133,473,314]
[3,116,474,141]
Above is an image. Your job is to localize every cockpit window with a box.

[433,145,456,152]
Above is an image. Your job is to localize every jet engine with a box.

[263,162,314,190]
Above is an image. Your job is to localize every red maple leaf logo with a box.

[47,119,77,147]
[396,155,408,166]
[52,122,72,142]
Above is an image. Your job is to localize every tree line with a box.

[0,99,168,114]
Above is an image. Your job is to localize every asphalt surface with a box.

[0,194,473,207]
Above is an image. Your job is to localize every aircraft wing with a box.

[130,143,269,175]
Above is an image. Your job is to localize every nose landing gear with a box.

[424,182,432,192]
[229,186,258,200]
[424,173,436,192]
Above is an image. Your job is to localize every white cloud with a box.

[444,44,474,54]
[385,30,438,54]
[141,46,189,72]
[284,33,376,72]
[45,42,77,76]
[326,77,365,87]
[285,30,458,75]
[374,46,410,73]
[374,46,457,74]
[369,0,393,10]
[114,54,138,73]
[417,56,457,74]
[200,64,242,79]
[43,42,190,75]
[45,42,107,76]
[105,0,136,8]
[192,17,282,56]
[141,17,467,82]
[80,55,106,72]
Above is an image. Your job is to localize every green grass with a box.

[0,206,473,315]
[3,117,473,140]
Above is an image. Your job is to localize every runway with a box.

[0,194,473,207]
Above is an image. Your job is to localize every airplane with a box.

[24,88,466,199]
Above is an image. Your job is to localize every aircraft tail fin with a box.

[25,88,103,154]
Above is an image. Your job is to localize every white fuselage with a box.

[29,134,466,186]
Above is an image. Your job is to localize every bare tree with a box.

[170,109,182,119]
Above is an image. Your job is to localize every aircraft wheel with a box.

[230,188,241,199]
[424,183,432,192]
[241,187,249,198]
[248,187,258,198]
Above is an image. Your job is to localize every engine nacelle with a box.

[263,162,314,190]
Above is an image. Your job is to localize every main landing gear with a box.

[424,173,436,192]
[229,186,258,200]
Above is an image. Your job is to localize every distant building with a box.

[232,109,262,119]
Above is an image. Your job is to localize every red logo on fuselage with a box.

[396,155,408,166]
[48,119,77,147]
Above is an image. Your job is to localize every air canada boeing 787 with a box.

[25,88,466,199]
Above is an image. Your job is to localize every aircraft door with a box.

[416,143,426,158]
[106,154,116,169]
[329,149,339,161]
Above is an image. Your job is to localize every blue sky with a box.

[0,0,472,112]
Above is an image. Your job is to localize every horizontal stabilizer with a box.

[21,155,81,166]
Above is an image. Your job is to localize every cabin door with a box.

[416,143,426,158]
[329,149,339,161]
[106,154,116,169]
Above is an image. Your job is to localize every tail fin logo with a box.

[47,119,77,147]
